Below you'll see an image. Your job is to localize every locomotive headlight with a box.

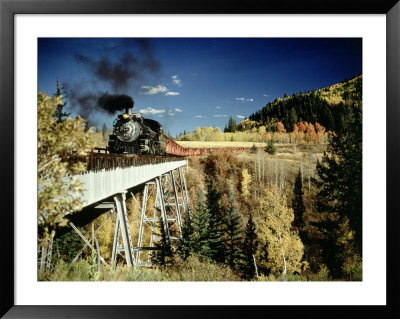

[122,113,129,119]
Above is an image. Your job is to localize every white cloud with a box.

[194,115,205,119]
[168,110,175,116]
[214,114,228,118]
[165,91,180,96]
[216,106,221,109]
[139,107,166,115]
[141,85,168,95]
[264,94,270,97]
[236,97,253,102]
[174,108,182,112]
[237,115,246,119]
[171,75,182,87]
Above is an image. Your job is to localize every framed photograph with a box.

[1,0,399,318]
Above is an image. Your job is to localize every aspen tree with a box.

[258,187,305,276]
[38,92,97,241]
[241,169,252,198]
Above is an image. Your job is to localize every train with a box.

[106,99,255,157]
[107,104,167,155]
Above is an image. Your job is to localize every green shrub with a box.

[265,139,277,155]
[342,255,362,281]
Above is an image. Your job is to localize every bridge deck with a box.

[76,159,187,207]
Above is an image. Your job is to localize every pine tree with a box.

[225,116,237,133]
[205,182,225,263]
[151,217,173,266]
[265,139,277,155]
[289,107,298,128]
[240,215,259,280]
[224,185,242,270]
[192,190,212,259]
[53,78,70,123]
[292,169,306,232]
[178,205,195,260]
[313,106,362,277]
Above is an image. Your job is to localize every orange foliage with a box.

[298,122,306,133]
[276,121,286,133]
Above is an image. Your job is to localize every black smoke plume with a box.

[65,39,161,126]
[97,94,134,114]
[74,39,161,92]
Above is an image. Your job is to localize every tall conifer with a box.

[225,185,242,270]
[240,215,259,280]
[151,218,173,266]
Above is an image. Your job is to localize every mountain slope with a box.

[248,75,362,132]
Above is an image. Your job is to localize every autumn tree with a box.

[292,169,306,232]
[276,121,286,133]
[258,187,306,277]
[240,215,259,280]
[38,92,97,241]
[241,168,251,198]
[237,118,258,131]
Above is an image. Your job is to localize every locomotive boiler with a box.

[107,102,167,155]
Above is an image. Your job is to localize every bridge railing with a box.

[67,153,184,172]
[75,159,188,208]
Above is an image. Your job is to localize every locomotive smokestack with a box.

[126,107,132,115]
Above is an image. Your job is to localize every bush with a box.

[265,139,277,155]
[306,265,331,281]
[342,255,362,281]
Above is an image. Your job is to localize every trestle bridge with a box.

[39,155,191,271]
[39,139,259,272]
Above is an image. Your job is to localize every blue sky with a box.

[38,38,362,136]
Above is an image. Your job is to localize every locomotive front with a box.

[107,100,166,155]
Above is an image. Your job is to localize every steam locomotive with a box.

[107,103,167,155]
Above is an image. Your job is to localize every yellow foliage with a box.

[96,213,114,261]
[257,187,305,275]
[241,168,252,198]
[237,118,258,131]
[38,92,98,241]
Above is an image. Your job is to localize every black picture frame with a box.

[1,0,399,318]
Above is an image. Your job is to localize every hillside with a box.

[248,75,362,132]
